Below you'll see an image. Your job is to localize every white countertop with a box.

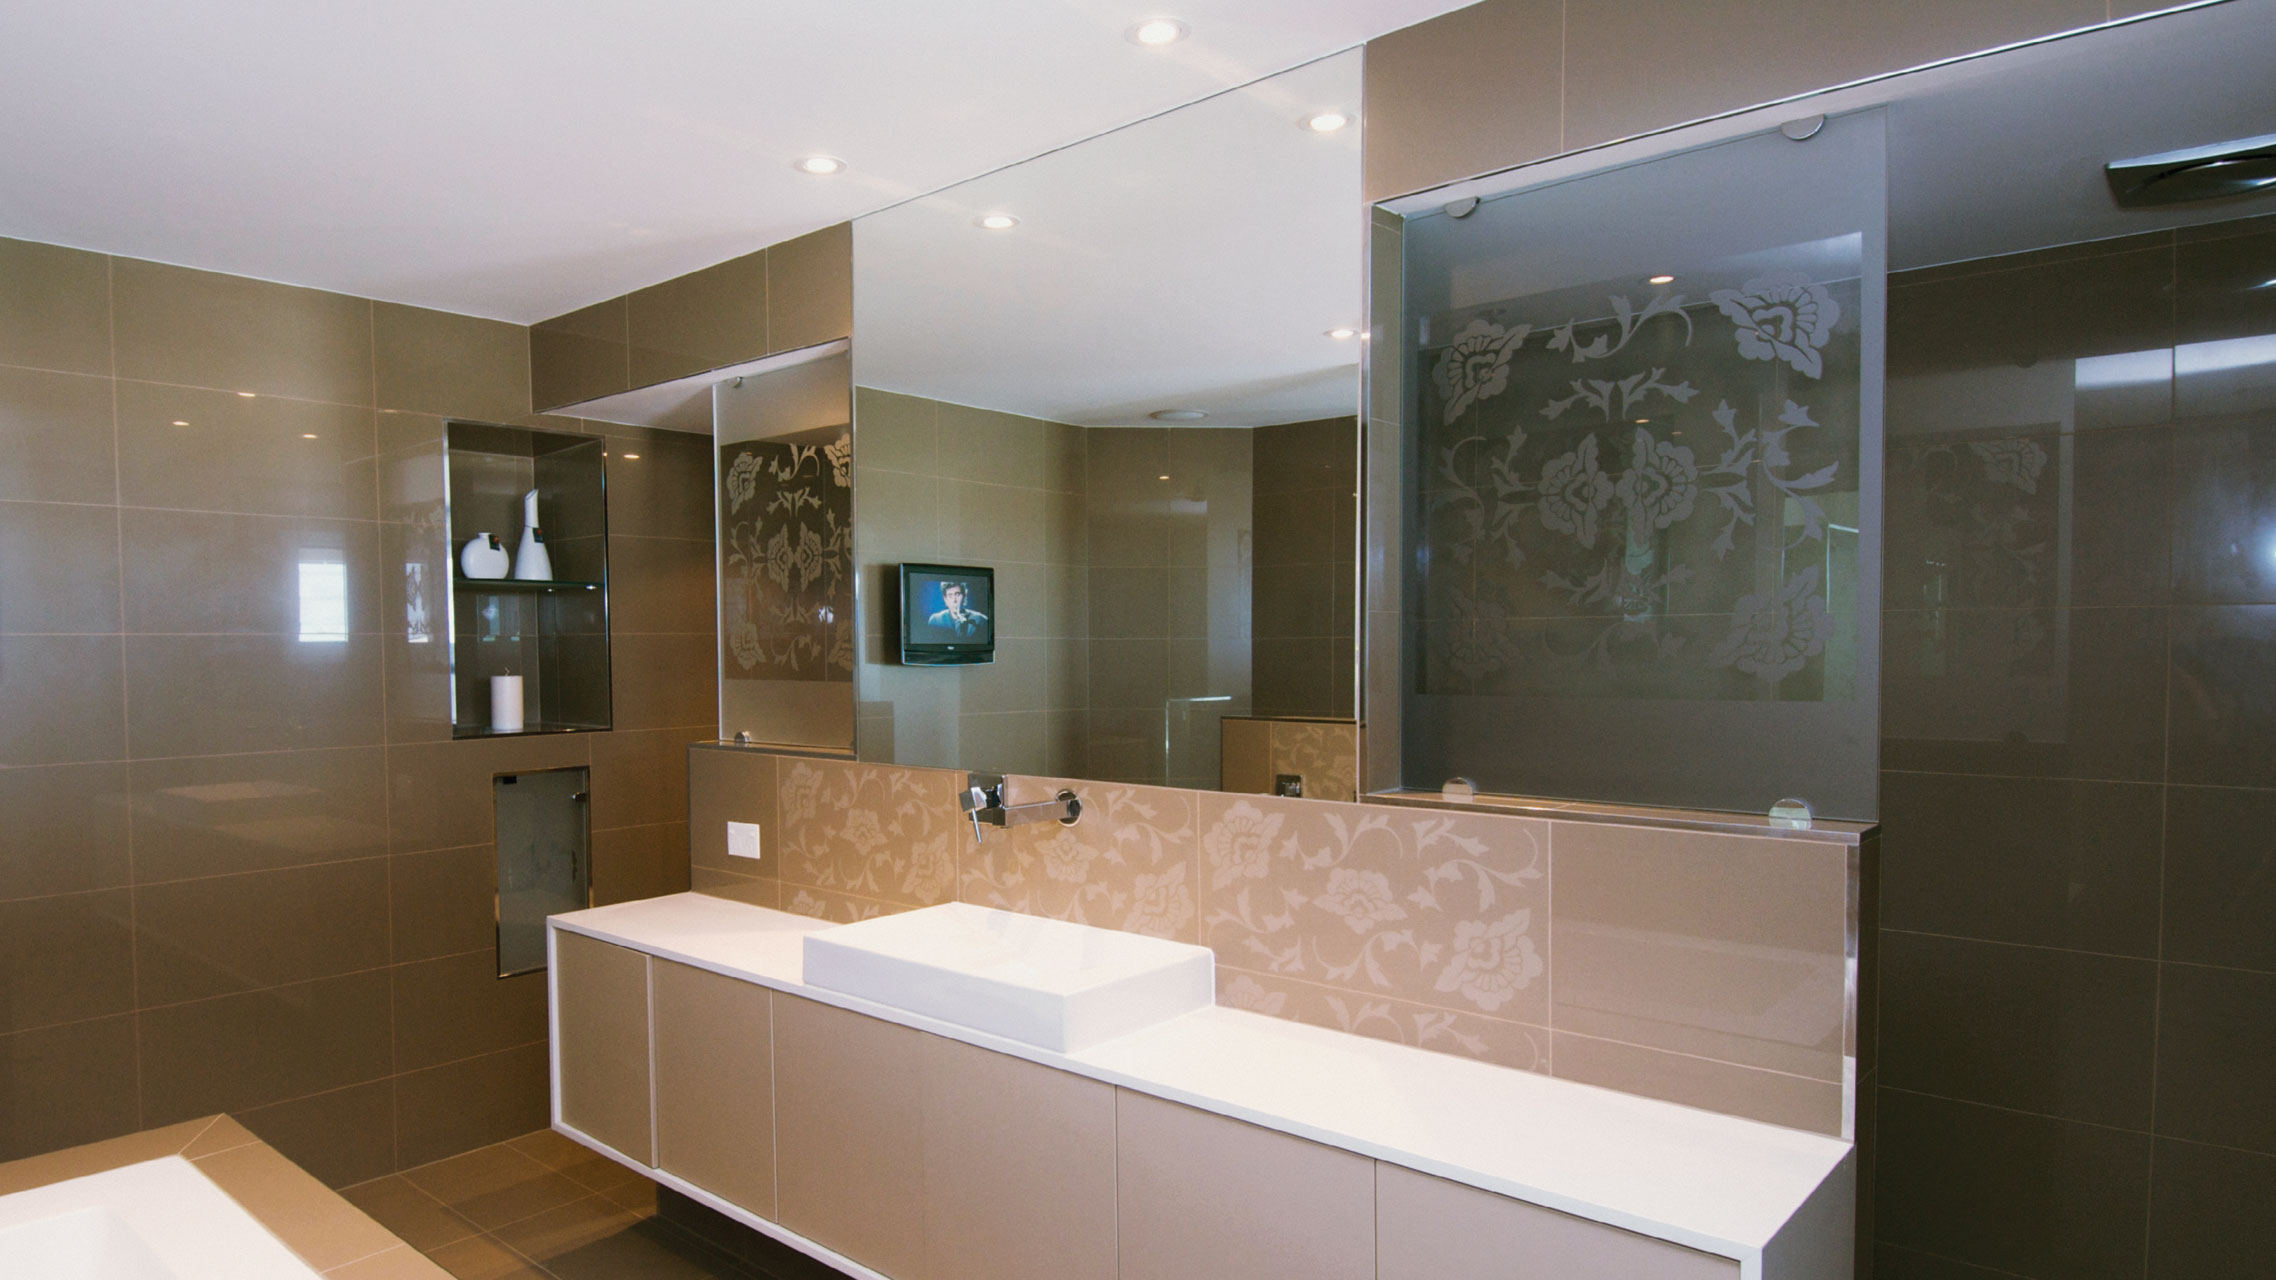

[553,893,1851,1265]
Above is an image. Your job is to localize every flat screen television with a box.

[899,563,995,666]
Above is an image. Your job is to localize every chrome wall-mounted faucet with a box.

[959,774,1082,843]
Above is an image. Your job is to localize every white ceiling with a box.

[854,49,1362,428]
[0,0,1470,322]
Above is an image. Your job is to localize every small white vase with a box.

[459,533,509,579]
[512,489,554,581]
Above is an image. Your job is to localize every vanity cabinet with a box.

[773,995,928,1278]
[1115,1089,1375,1280]
[920,1034,1117,1280]
[1377,1164,1738,1280]
[552,931,652,1163]
[653,960,776,1217]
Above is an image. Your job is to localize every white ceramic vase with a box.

[512,489,553,581]
[459,532,510,579]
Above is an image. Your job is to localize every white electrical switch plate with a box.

[727,821,762,861]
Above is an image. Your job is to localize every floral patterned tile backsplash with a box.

[692,748,1861,1137]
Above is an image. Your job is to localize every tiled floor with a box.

[342,1131,847,1280]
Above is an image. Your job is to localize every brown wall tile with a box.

[605,534,715,636]
[601,426,714,541]
[373,302,530,423]
[128,747,389,882]
[2153,963,2276,1156]
[0,1015,139,1163]
[0,237,112,376]
[0,367,116,504]
[237,1078,398,1189]
[1361,0,1563,201]
[531,298,629,412]
[0,633,125,765]
[112,258,374,406]
[2161,786,2276,974]
[121,509,379,636]
[591,821,692,905]
[1221,966,1548,1073]
[1880,931,2156,1128]
[0,762,131,901]
[609,631,717,729]
[2147,1137,2276,1280]
[139,969,393,1125]
[133,860,388,1006]
[392,1042,550,1169]
[124,633,384,758]
[1875,1087,2149,1280]
[688,745,776,876]
[384,734,590,854]
[117,382,377,519]
[0,500,121,632]
[389,846,497,964]
[588,727,701,831]
[390,954,546,1073]
[628,250,767,387]
[0,889,135,1033]
[766,222,853,355]
[2169,605,2276,788]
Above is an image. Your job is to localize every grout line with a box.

[106,253,148,1132]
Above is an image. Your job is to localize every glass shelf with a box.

[454,578,603,594]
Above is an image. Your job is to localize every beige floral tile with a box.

[1217,967,1549,1075]
[1199,792,1551,1026]
[776,757,960,905]
[780,884,911,924]
[958,777,1201,943]
[1267,720,1359,803]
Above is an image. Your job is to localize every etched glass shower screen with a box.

[1397,113,1885,818]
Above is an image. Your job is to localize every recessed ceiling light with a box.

[1647,274,1676,285]
[622,453,641,460]
[1128,17,1189,45]
[1158,474,1171,480]
[1150,409,1207,422]
[975,213,1019,230]
[794,155,845,175]
[236,391,257,398]
[170,419,188,427]
[1326,327,1358,340]
[301,433,318,439]
[1303,111,1352,133]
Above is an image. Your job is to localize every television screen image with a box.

[899,564,995,664]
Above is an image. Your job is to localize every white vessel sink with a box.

[800,902,1215,1053]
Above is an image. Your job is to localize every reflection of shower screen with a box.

[495,766,589,976]
[1397,111,1885,818]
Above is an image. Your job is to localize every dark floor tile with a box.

[2154,962,2276,1156]
[503,1203,750,1280]
[1882,606,2168,781]
[0,1015,138,1163]
[341,1174,482,1252]
[426,1232,553,1280]
[1880,931,2157,1127]
[1875,1087,2150,1280]
[2148,1137,2276,1280]
[2163,786,2276,974]
[400,1143,591,1233]
[1879,771,2163,956]
[2170,605,2276,788]
[658,1188,849,1279]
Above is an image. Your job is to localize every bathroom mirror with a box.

[850,50,1365,796]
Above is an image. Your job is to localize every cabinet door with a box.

[1378,1163,1739,1280]
[773,995,926,1278]
[552,930,652,1163]
[1116,1089,1374,1280]
[921,1035,1117,1280]
[653,960,774,1217]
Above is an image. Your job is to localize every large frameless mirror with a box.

[849,50,1365,798]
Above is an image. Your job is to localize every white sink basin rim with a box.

[800,902,1215,1053]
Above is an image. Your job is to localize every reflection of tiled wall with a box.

[1087,427,1253,788]
[0,236,716,1186]
[852,387,1089,776]
[689,745,1864,1137]
[1221,716,1360,802]
[1252,417,1356,719]
[1874,215,2276,1277]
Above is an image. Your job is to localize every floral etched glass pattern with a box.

[720,426,854,683]
[1396,114,1884,816]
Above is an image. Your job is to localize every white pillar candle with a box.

[490,675,525,733]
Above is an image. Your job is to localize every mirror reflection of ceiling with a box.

[854,50,1362,428]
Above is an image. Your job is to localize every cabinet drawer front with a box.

[654,960,775,1216]
[554,931,652,1163]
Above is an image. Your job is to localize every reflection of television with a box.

[899,563,995,666]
